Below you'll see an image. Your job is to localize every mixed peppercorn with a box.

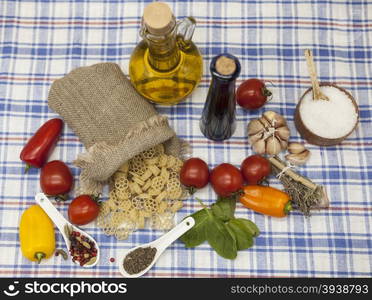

[65,225,97,266]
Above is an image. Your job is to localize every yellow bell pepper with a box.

[19,205,55,263]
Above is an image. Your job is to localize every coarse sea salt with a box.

[299,86,358,139]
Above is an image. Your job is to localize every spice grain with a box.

[123,247,157,275]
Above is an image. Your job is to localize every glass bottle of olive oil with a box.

[129,2,203,105]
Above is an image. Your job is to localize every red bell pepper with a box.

[20,118,63,173]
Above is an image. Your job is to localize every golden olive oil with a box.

[129,2,203,105]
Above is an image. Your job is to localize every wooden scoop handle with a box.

[304,49,329,101]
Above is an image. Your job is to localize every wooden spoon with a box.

[304,49,329,101]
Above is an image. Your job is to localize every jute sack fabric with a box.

[48,62,186,194]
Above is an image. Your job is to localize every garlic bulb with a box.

[247,111,290,156]
[285,142,311,165]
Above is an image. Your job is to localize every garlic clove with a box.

[276,126,290,141]
[252,139,266,155]
[249,132,263,145]
[266,136,282,155]
[247,119,265,136]
[258,116,271,129]
[273,114,287,128]
[285,150,311,166]
[287,142,306,154]
[280,139,288,151]
[263,111,277,123]
[263,111,287,128]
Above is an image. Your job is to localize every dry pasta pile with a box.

[97,144,186,240]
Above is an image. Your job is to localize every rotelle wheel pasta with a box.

[96,144,185,240]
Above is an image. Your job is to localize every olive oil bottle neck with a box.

[146,33,181,72]
[140,4,196,73]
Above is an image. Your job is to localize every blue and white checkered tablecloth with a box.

[0,0,371,278]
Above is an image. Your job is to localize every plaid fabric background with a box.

[0,0,371,278]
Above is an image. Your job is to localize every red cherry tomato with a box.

[210,163,243,197]
[68,195,100,225]
[40,160,73,201]
[241,155,271,185]
[237,79,272,110]
[180,158,209,193]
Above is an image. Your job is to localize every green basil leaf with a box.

[205,216,237,259]
[234,218,260,237]
[226,219,254,250]
[179,209,210,247]
[211,197,236,222]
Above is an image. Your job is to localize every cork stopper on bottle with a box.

[143,2,175,35]
[215,56,236,75]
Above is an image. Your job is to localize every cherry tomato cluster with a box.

[20,118,99,226]
[180,155,271,197]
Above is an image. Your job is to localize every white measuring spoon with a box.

[118,216,195,278]
[35,192,100,268]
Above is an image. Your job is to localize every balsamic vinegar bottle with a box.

[200,54,241,141]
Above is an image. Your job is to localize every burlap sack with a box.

[48,62,186,195]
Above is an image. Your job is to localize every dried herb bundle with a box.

[269,156,329,216]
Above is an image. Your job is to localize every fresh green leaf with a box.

[226,219,254,250]
[211,197,236,222]
[179,208,210,247]
[205,215,237,259]
[234,218,260,237]
[179,197,259,260]
[224,224,239,251]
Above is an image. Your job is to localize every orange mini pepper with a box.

[240,185,292,217]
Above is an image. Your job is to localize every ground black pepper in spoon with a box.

[123,247,157,275]
[118,217,195,278]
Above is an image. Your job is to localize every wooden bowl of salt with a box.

[294,50,359,146]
